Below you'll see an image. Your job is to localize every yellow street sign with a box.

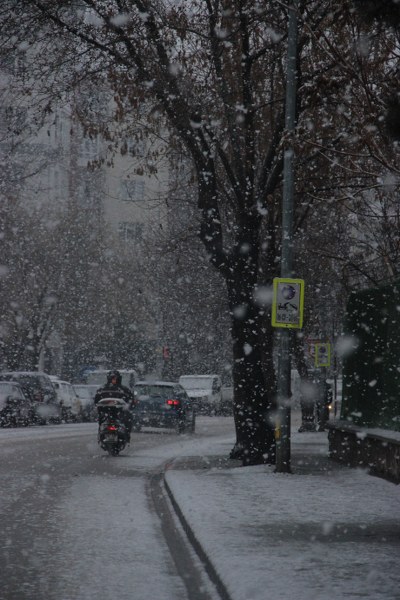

[315,342,331,367]
[271,278,305,329]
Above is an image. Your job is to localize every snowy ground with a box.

[1,416,399,600]
[0,419,228,600]
[164,420,400,600]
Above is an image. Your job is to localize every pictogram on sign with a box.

[314,342,331,367]
[272,278,305,329]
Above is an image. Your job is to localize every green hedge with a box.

[342,281,400,431]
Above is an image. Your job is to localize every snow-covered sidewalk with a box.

[165,421,400,600]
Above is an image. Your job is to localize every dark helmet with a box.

[107,370,121,385]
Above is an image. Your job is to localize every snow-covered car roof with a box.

[51,379,72,386]
[135,381,178,387]
[73,383,98,388]
[180,374,219,378]
[0,371,52,377]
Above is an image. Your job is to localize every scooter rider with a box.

[94,370,135,441]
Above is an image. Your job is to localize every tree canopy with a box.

[1,0,399,463]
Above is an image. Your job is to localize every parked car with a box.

[221,386,234,416]
[72,384,98,421]
[50,377,82,422]
[133,381,196,433]
[0,381,32,427]
[178,374,222,415]
[83,369,138,392]
[0,371,61,424]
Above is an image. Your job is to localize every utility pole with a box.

[275,0,299,474]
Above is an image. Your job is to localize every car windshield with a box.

[85,372,109,386]
[135,385,175,399]
[180,377,213,390]
[0,383,23,409]
[73,386,94,399]
[0,383,21,404]
[0,390,9,410]
[0,383,20,396]
[17,375,53,393]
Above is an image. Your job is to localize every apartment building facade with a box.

[0,47,171,373]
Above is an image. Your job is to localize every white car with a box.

[178,374,222,415]
[73,384,98,422]
[50,377,82,422]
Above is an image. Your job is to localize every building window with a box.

[0,50,26,80]
[4,106,27,136]
[118,222,144,243]
[14,52,27,81]
[120,179,145,202]
[82,136,99,160]
[127,139,146,157]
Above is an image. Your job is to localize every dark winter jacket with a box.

[94,382,135,408]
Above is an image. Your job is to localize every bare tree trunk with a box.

[224,222,276,465]
[230,310,276,465]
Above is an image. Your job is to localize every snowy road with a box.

[0,420,231,600]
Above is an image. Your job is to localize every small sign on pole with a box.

[272,278,305,329]
[315,342,331,367]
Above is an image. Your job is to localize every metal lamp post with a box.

[275,0,299,474]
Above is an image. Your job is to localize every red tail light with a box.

[107,425,118,432]
[166,399,180,407]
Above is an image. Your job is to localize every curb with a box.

[163,473,233,600]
